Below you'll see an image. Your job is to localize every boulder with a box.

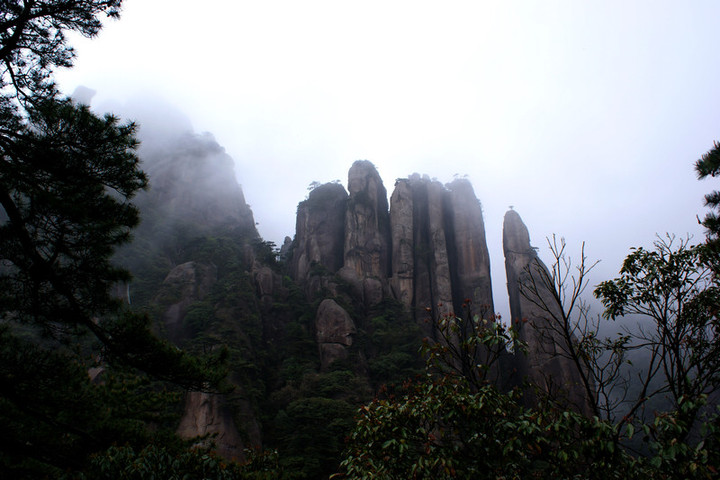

[315,299,356,369]
[177,392,260,461]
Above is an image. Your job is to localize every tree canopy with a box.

[696,141,720,243]
[0,1,122,103]
[0,1,233,477]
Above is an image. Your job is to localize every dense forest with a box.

[1,2,720,479]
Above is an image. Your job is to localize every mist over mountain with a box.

[97,94,602,474]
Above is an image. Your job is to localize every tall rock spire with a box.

[503,209,591,413]
[388,175,493,335]
[290,183,348,284]
[389,178,414,306]
[343,160,391,279]
[445,179,494,318]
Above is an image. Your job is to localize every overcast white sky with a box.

[57,0,720,319]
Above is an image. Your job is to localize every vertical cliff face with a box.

[344,160,391,279]
[155,261,217,344]
[290,165,495,344]
[123,135,595,463]
[410,177,454,334]
[503,209,591,413]
[115,124,271,462]
[445,179,494,317]
[287,164,591,410]
[389,179,414,307]
[290,183,348,284]
[387,175,495,334]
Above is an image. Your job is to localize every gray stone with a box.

[315,299,356,369]
[343,160,391,279]
[503,209,591,414]
[389,179,414,306]
[290,183,348,284]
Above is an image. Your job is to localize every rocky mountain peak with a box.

[290,182,348,284]
[502,208,532,256]
[344,160,391,280]
[502,209,591,413]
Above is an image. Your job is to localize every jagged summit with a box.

[124,150,592,464]
[290,162,495,326]
[286,164,587,409]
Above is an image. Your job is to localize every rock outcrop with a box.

[344,160,391,280]
[413,178,454,327]
[126,131,594,464]
[315,298,357,370]
[290,183,348,285]
[389,178,414,307]
[290,165,497,338]
[177,391,261,462]
[445,179,494,316]
[286,163,589,412]
[503,209,591,413]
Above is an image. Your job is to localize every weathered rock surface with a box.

[127,132,597,465]
[389,178,414,306]
[503,209,591,413]
[254,265,275,310]
[445,179,494,317]
[413,179,454,332]
[388,175,491,335]
[315,299,356,370]
[344,160,391,279]
[290,183,348,285]
[177,392,259,462]
[292,167,495,339]
[285,164,593,411]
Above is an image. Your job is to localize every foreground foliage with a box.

[65,445,284,480]
[0,1,229,477]
[338,376,627,479]
[334,284,720,479]
[336,350,720,479]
